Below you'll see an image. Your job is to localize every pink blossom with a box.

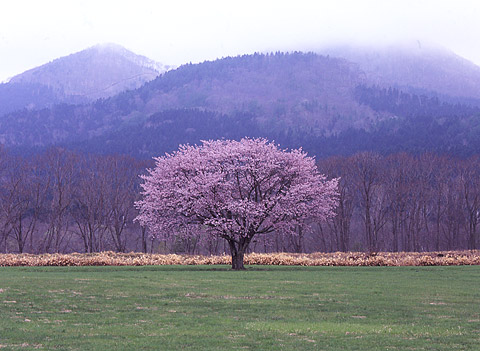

[135,138,338,269]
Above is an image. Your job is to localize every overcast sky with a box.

[1,0,480,81]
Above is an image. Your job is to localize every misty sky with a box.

[1,0,480,81]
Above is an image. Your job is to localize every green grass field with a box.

[0,266,479,350]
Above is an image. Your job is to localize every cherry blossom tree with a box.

[135,138,339,269]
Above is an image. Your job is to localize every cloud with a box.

[1,0,480,80]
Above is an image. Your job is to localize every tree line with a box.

[0,148,479,254]
[315,152,480,253]
[0,148,151,254]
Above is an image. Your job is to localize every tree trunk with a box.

[228,238,249,270]
[231,250,245,270]
[141,226,148,253]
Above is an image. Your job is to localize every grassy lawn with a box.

[0,265,479,350]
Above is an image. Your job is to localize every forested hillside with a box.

[1,51,480,158]
[74,84,480,159]
[0,52,383,151]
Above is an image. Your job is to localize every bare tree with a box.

[103,155,143,252]
[318,157,354,252]
[351,152,388,251]
[70,155,109,252]
[39,148,79,252]
[0,156,47,253]
[459,157,480,250]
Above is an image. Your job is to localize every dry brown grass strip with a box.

[0,250,479,267]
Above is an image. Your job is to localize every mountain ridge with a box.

[0,43,172,117]
[9,43,169,100]
[1,46,480,158]
[318,42,480,102]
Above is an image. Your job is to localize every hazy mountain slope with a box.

[0,82,69,116]
[8,43,168,101]
[319,42,480,102]
[0,52,389,150]
[2,50,480,158]
[131,52,382,134]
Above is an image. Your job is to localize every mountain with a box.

[134,52,379,134]
[0,82,62,116]
[75,89,480,159]
[1,49,480,158]
[0,43,170,116]
[318,42,480,104]
[0,52,387,150]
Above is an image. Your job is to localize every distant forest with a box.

[72,87,480,159]
[1,147,479,254]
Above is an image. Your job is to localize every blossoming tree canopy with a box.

[135,138,339,269]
